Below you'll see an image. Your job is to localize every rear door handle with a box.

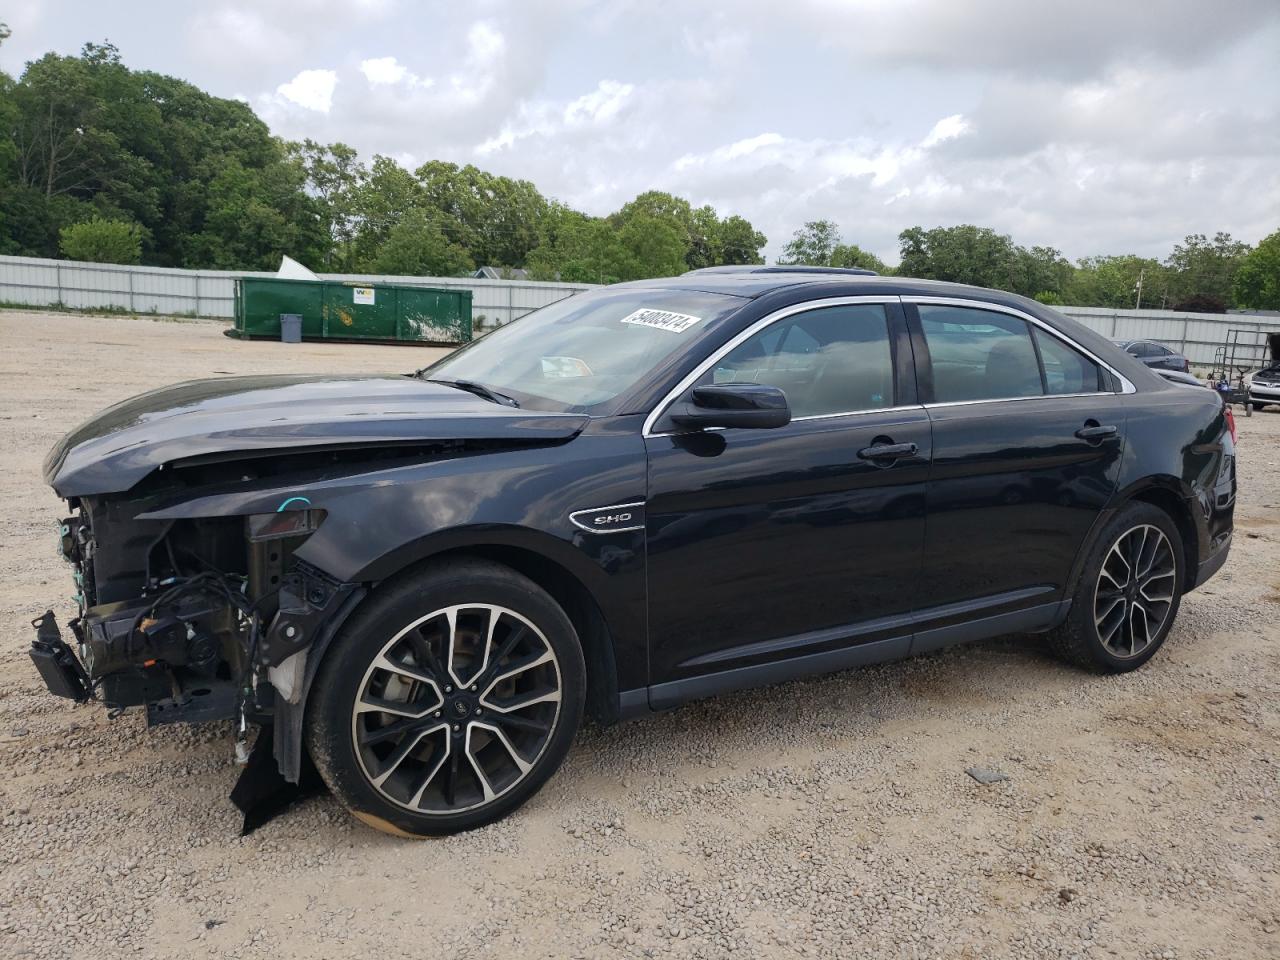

[1075,423,1118,442]
[858,441,918,461]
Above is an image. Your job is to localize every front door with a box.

[907,301,1127,649]
[642,300,930,705]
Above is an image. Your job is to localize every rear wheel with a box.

[1048,502,1184,673]
[305,559,585,836]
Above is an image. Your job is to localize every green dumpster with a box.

[231,278,472,344]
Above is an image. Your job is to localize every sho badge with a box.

[569,502,645,534]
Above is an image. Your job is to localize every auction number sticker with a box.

[353,287,375,305]
[619,308,703,333]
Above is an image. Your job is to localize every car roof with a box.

[609,269,1051,305]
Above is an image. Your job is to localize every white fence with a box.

[1056,306,1280,368]
[2,254,1278,365]
[0,255,597,330]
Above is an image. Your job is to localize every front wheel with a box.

[1048,502,1184,673]
[305,559,585,837]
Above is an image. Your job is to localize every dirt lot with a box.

[0,309,1276,960]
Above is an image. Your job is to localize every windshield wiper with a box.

[424,378,520,408]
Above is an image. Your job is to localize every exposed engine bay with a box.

[30,490,354,828]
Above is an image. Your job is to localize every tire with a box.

[1252,402,1268,411]
[305,559,585,837]
[1047,502,1184,673]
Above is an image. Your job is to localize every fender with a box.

[1062,474,1201,604]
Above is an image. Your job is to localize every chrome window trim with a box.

[641,295,901,438]
[905,295,1137,396]
[923,391,1114,411]
[790,405,922,423]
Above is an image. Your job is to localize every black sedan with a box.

[33,267,1236,837]
[1114,338,1191,373]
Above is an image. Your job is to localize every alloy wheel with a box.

[1093,524,1177,659]
[350,604,562,814]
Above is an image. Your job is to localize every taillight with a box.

[1224,405,1237,444]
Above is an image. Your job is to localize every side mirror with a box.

[669,382,791,430]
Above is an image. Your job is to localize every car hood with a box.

[44,374,589,497]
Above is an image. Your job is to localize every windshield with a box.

[419,287,746,413]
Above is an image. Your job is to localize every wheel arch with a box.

[1123,480,1199,592]
[1064,476,1200,604]
[397,543,624,725]
[348,526,628,725]
[1080,477,1199,594]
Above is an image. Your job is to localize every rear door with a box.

[907,299,1127,651]
[643,298,929,703]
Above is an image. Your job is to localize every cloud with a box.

[11,0,1277,267]
[788,0,1280,80]
[274,69,338,112]
[359,56,408,86]
[921,114,970,149]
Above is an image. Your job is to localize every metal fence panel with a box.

[5,254,1280,366]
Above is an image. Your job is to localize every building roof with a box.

[473,266,530,281]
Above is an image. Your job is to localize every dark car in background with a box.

[32,267,1236,837]
[1114,338,1191,373]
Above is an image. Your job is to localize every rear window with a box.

[921,305,1106,402]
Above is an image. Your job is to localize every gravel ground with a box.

[0,309,1276,960]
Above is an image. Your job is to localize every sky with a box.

[4,0,1280,264]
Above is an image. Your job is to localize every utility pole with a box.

[1134,269,1144,310]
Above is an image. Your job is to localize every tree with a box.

[350,155,426,268]
[288,139,363,270]
[779,220,841,265]
[1164,232,1250,307]
[414,160,547,268]
[0,41,765,276]
[527,205,624,284]
[1233,230,1280,310]
[618,212,687,279]
[374,209,474,277]
[718,215,766,265]
[1017,245,1072,300]
[59,217,143,263]
[185,154,326,270]
[1064,255,1166,309]
[897,224,1026,291]
[830,243,888,273]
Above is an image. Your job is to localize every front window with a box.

[419,288,745,412]
[709,304,895,417]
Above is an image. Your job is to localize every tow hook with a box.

[29,610,92,702]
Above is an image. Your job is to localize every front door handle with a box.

[858,441,918,462]
[1075,422,1118,443]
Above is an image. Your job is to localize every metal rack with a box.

[1211,328,1279,412]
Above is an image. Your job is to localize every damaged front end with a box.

[31,494,359,830]
[31,372,590,830]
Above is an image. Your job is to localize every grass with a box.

[0,300,221,323]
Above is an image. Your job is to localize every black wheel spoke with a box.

[491,710,552,734]
[407,627,446,681]
[487,622,529,675]
[359,714,436,747]
[443,748,460,807]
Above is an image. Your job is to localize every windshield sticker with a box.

[620,308,703,334]
[541,356,594,378]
